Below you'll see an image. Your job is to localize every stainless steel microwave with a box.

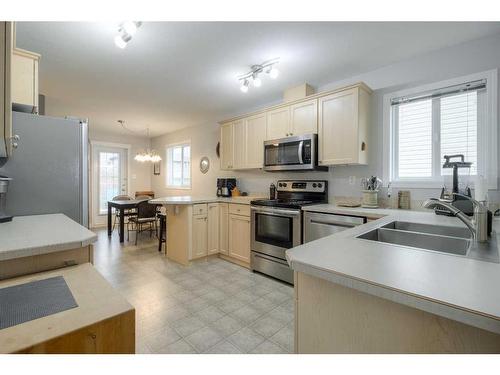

[263,134,327,171]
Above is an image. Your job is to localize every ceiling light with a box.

[252,74,262,87]
[114,34,129,49]
[269,66,279,79]
[240,79,249,93]
[237,58,279,93]
[122,21,139,36]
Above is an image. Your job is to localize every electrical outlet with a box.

[132,174,137,180]
[348,176,356,185]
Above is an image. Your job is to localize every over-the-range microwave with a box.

[263,134,327,172]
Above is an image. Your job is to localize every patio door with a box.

[91,143,129,227]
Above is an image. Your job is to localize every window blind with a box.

[396,99,433,178]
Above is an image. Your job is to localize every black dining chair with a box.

[111,195,135,236]
[127,200,157,245]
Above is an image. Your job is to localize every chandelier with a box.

[117,120,161,163]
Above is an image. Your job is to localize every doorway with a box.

[91,142,130,228]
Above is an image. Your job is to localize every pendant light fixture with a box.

[117,120,161,163]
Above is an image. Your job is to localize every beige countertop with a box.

[287,206,500,334]
[150,195,266,205]
[0,214,97,261]
[0,264,134,353]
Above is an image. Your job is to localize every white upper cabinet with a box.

[290,99,318,136]
[266,106,290,140]
[318,86,370,165]
[221,82,371,169]
[11,48,40,108]
[232,119,246,169]
[245,113,266,168]
[220,122,234,170]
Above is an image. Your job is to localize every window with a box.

[384,70,497,189]
[98,151,123,215]
[166,142,191,188]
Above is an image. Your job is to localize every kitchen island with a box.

[150,195,263,267]
[0,264,135,353]
[287,206,500,353]
[0,214,97,280]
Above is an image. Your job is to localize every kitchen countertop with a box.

[150,195,265,205]
[287,206,500,334]
[0,264,134,353]
[0,214,97,261]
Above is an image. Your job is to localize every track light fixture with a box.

[114,21,142,49]
[237,58,280,93]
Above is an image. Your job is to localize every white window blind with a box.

[167,143,191,188]
[392,82,485,182]
[397,100,433,178]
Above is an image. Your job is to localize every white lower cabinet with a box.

[219,203,229,255]
[207,203,220,255]
[192,214,208,259]
[189,202,250,266]
[228,213,251,264]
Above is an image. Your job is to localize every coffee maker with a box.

[217,178,237,197]
[0,176,13,223]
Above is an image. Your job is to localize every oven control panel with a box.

[276,180,327,193]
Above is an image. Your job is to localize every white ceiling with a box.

[16,22,500,137]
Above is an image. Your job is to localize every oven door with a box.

[251,206,301,260]
[263,135,313,171]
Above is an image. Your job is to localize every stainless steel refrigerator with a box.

[0,111,89,226]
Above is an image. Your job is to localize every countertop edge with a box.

[289,258,500,335]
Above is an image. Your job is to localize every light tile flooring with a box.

[93,228,294,354]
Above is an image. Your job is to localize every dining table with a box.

[107,198,159,243]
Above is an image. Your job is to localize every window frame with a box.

[383,70,498,189]
[165,140,192,190]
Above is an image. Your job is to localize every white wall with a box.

[151,33,500,207]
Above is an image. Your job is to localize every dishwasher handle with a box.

[309,218,361,228]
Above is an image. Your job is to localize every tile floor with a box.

[93,228,294,354]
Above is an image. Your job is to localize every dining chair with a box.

[111,195,134,235]
[127,200,158,245]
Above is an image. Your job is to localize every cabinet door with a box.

[207,203,219,255]
[0,22,13,158]
[220,122,234,170]
[219,203,229,255]
[245,113,266,168]
[228,214,250,263]
[11,49,39,107]
[318,88,358,165]
[266,107,290,140]
[232,119,246,169]
[290,99,318,136]
[192,215,208,259]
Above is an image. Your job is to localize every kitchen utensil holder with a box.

[362,190,379,208]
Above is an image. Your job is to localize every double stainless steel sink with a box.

[357,221,499,263]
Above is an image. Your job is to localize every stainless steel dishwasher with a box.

[303,211,366,243]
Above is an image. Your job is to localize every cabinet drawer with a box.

[193,204,208,216]
[229,203,250,217]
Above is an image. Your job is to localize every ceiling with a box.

[16,22,500,137]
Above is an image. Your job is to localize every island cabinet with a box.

[0,264,135,354]
[318,85,370,166]
[191,212,208,259]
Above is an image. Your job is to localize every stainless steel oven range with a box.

[250,180,328,284]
